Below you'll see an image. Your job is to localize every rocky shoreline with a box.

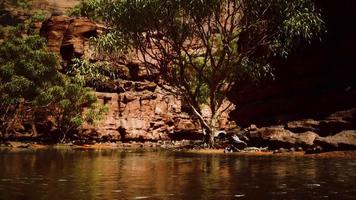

[2,108,355,155]
[235,108,356,154]
[2,139,356,158]
[1,2,355,154]
[2,106,356,154]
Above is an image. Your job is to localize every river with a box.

[0,148,355,199]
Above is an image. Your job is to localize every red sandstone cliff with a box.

[39,15,236,141]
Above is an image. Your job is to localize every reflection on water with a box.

[0,149,356,200]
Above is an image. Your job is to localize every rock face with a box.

[40,15,71,54]
[245,126,318,149]
[92,86,235,141]
[40,15,99,62]
[228,0,356,151]
[0,0,80,26]
[93,90,201,141]
[240,108,356,151]
[40,15,236,141]
[315,131,356,151]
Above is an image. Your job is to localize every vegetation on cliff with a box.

[71,0,324,146]
[0,9,107,142]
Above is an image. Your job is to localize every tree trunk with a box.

[207,114,219,148]
[31,122,38,138]
[202,127,215,148]
[207,127,215,148]
[188,103,222,148]
[60,132,66,143]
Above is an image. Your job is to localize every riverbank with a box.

[2,141,356,158]
[0,140,198,151]
[186,148,356,158]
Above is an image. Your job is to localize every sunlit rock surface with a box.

[31,0,80,13]
[92,90,236,141]
[39,15,236,141]
[239,108,356,151]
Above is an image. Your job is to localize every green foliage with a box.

[0,23,32,41]
[31,10,47,22]
[66,58,119,88]
[66,58,108,86]
[35,79,108,139]
[75,0,242,141]
[74,0,325,145]
[0,35,60,102]
[74,0,325,90]
[68,0,105,18]
[0,35,106,141]
[0,35,59,135]
[243,0,325,58]
[236,57,275,82]
[89,31,128,55]
[1,0,29,9]
[0,2,48,39]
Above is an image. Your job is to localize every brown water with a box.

[0,149,355,200]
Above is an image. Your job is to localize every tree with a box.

[74,0,324,146]
[0,35,62,137]
[240,0,325,58]
[35,79,107,142]
[0,35,106,142]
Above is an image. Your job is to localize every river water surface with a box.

[0,148,355,200]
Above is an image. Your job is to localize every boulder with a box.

[229,135,247,150]
[246,127,318,149]
[61,18,97,58]
[314,130,356,151]
[41,16,99,62]
[285,119,320,133]
[318,119,354,136]
[296,131,319,146]
[40,15,71,56]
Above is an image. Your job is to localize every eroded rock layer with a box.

[39,15,236,141]
[241,108,356,151]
